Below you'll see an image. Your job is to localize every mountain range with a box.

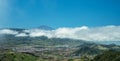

[0,25,120,45]
[0,25,120,60]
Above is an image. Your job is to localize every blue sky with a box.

[0,0,120,28]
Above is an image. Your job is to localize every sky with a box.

[0,0,120,28]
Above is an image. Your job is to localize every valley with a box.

[0,28,120,61]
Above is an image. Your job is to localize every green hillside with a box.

[0,50,38,61]
[92,51,120,61]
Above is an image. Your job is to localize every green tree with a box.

[68,59,74,61]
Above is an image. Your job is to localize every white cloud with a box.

[0,25,120,41]
[21,25,120,41]
[16,33,28,37]
[24,29,54,38]
[0,29,18,35]
[54,26,89,39]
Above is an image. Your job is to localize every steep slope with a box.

[0,34,86,47]
[0,50,38,61]
[92,51,120,61]
[72,43,120,57]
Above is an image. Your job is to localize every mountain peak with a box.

[37,25,54,30]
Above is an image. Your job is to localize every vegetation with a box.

[0,35,85,47]
[68,59,74,61]
[0,33,120,61]
[92,51,120,61]
[0,50,37,61]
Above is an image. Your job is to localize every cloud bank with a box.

[0,29,18,35]
[0,25,120,41]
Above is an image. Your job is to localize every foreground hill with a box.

[0,50,37,61]
[92,51,120,61]
[72,43,120,57]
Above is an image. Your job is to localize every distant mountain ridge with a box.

[0,27,120,58]
[37,25,54,30]
[0,25,54,30]
[0,25,120,45]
